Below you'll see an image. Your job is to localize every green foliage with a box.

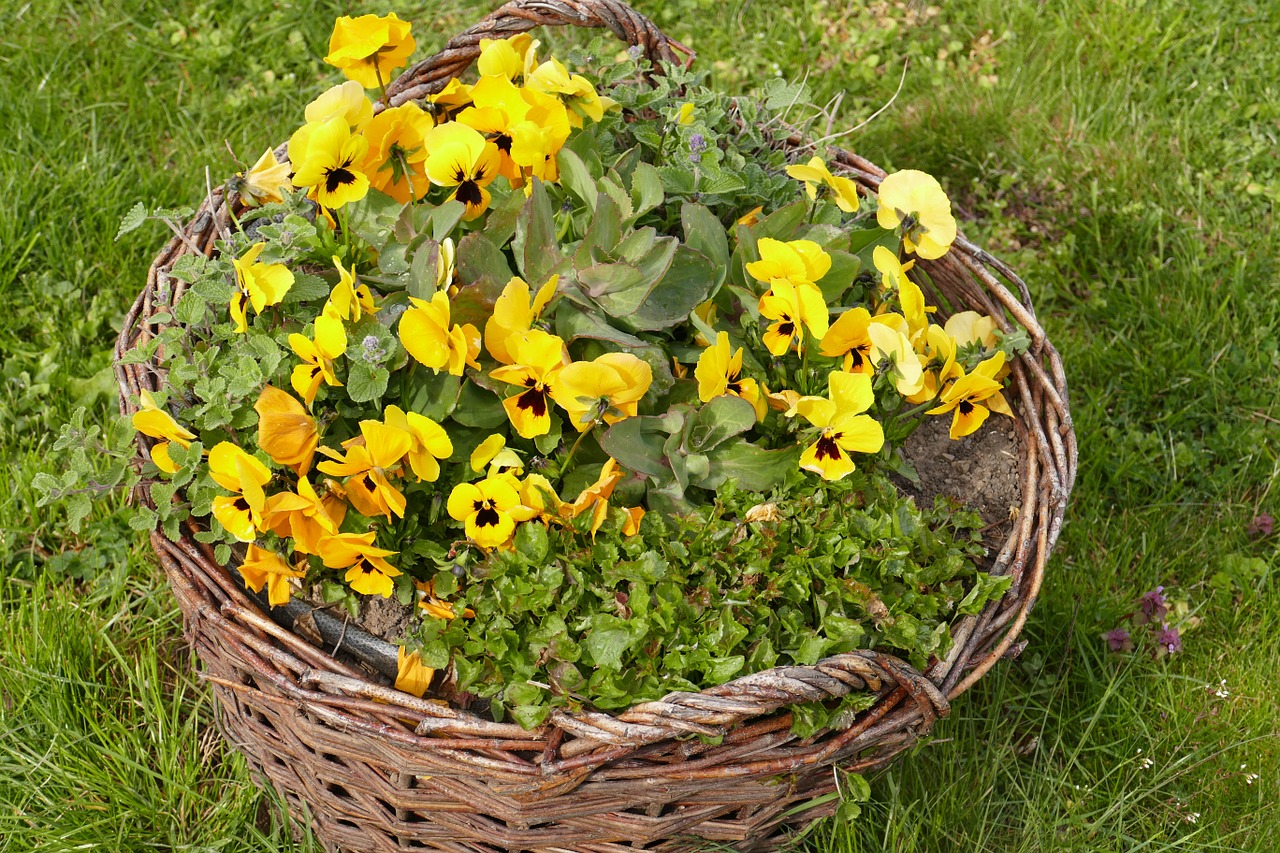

[427,478,993,728]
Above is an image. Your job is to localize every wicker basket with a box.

[115,1,1077,850]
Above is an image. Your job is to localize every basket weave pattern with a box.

[115,2,1077,849]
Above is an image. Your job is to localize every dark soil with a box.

[893,412,1024,550]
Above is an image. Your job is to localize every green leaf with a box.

[554,302,648,350]
[429,200,467,242]
[815,250,861,304]
[703,441,802,491]
[624,245,717,331]
[698,169,746,197]
[687,395,757,453]
[582,613,637,670]
[284,273,331,304]
[450,380,507,429]
[515,179,562,285]
[345,189,406,252]
[116,202,147,240]
[346,361,389,404]
[657,165,696,196]
[557,148,598,211]
[681,202,730,279]
[407,370,462,422]
[956,572,1014,616]
[599,416,674,479]
[628,162,664,222]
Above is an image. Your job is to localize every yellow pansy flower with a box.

[484,274,559,364]
[437,237,456,293]
[208,442,273,542]
[694,332,766,421]
[470,434,508,474]
[262,477,339,556]
[230,242,294,334]
[905,324,961,405]
[785,156,860,213]
[550,353,652,431]
[395,646,434,697]
[866,319,926,397]
[360,102,434,203]
[423,77,474,121]
[325,256,377,322]
[236,149,293,207]
[324,13,416,90]
[736,206,765,228]
[526,57,608,127]
[758,281,829,356]
[291,116,371,210]
[316,531,402,598]
[927,351,1013,439]
[304,80,374,131]
[238,545,306,608]
[288,311,346,408]
[383,405,452,483]
[399,290,481,376]
[746,237,832,289]
[317,420,412,520]
[254,385,317,476]
[447,476,531,550]
[131,389,196,475]
[422,123,503,220]
[876,169,958,260]
[477,33,539,80]
[819,306,876,375]
[457,75,568,185]
[489,330,568,439]
[944,310,999,351]
[872,245,915,292]
[794,372,885,481]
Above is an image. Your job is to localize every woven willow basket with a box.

[115,1,1077,850]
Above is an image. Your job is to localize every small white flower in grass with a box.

[1139,756,1155,771]
[1185,812,1200,825]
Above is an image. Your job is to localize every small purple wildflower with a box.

[628,45,644,60]
[1156,624,1182,654]
[362,334,386,364]
[1137,586,1168,625]
[1105,627,1133,653]
[689,133,707,163]
[1247,513,1274,538]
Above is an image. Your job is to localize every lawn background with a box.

[2,0,1278,850]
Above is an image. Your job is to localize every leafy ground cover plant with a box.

[44,13,1027,730]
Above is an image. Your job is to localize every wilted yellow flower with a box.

[239,545,306,608]
[131,389,196,475]
[794,372,885,481]
[490,330,568,438]
[550,353,652,431]
[231,242,293,334]
[255,385,317,476]
[316,531,401,598]
[324,13,416,90]
[395,646,434,697]
[876,169,957,260]
[561,458,624,537]
[236,149,293,207]
[399,290,481,375]
[621,506,645,536]
[695,331,766,420]
[484,274,559,364]
[291,116,371,210]
[422,122,502,220]
[786,156,860,213]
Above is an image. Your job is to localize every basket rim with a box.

[114,0,1076,783]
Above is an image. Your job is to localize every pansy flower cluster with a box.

[127,14,1024,700]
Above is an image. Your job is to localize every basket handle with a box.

[385,0,693,106]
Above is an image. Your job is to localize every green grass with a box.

[2,0,1278,850]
